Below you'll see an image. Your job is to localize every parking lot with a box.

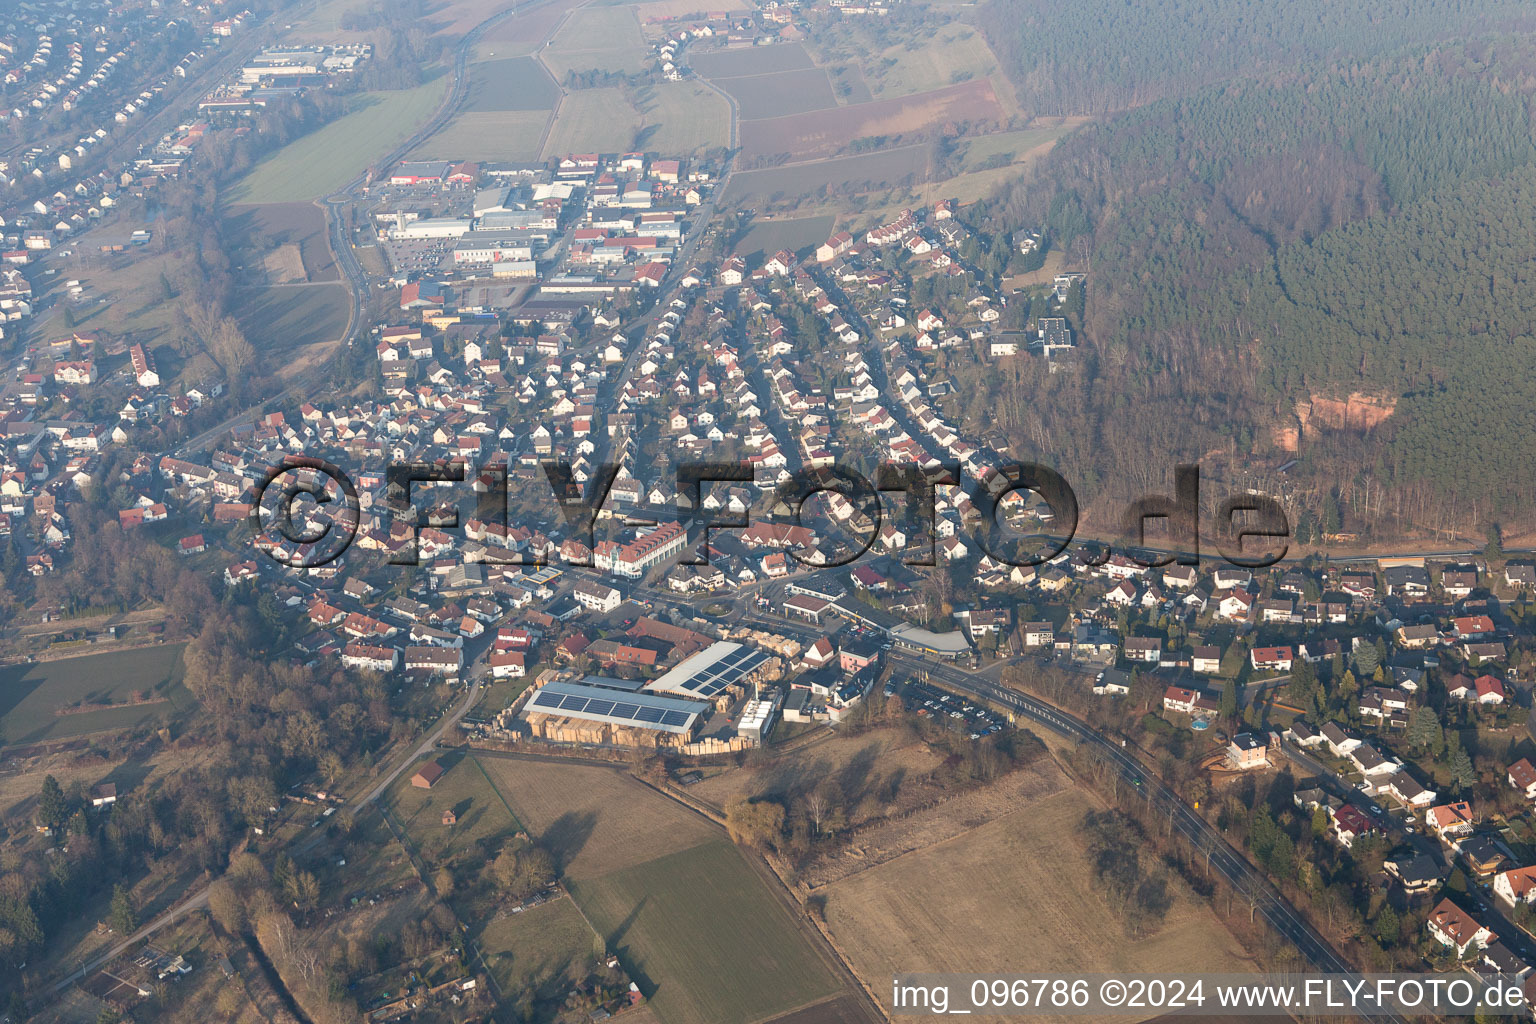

[382,237,456,275]
[887,678,1006,739]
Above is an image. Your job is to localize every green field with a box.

[735,215,836,259]
[633,81,732,153]
[411,110,551,162]
[959,125,1074,169]
[387,752,522,864]
[569,840,843,1024]
[543,81,729,159]
[477,897,603,1002]
[465,56,559,112]
[227,79,448,204]
[806,22,999,101]
[232,282,352,365]
[543,6,646,81]
[0,644,193,746]
[542,88,641,157]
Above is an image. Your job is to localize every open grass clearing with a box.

[959,123,1076,170]
[687,725,944,815]
[482,755,716,879]
[726,145,932,209]
[227,201,340,282]
[632,0,750,30]
[571,839,846,1024]
[476,895,603,1001]
[827,24,998,100]
[233,281,350,362]
[387,751,522,865]
[0,644,191,746]
[740,78,1004,162]
[822,775,1252,1024]
[57,236,191,349]
[227,79,448,204]
[733,215,835,259]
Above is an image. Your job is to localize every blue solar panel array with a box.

[662,644,770,697]
[529,682,703,733]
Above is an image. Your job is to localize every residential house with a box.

[1427,898,1492,956]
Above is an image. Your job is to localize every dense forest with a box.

[974,0,1536,115]
[961,28,1536,538]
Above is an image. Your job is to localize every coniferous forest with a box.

[967,4,1536,539]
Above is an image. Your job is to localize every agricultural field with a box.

[717,68,838,120]
[631,0,750,31]
[725,145,932,210]
[809,22,1000,101]
[472,0,588,60]
[412,110,551,162]
[957,121,1080,171]
[289,0,530,42]
[484,756,857,1024]
[475,896,602,1002]
[428,0,522,36]
[733,215,836,259]
[226,79,448,204]
[464,56,559,111]
[481,757,715,879]
[541,82,729,159]
[226,202,340,283]
[541,88,640,158]
[631,80,732,153]
[821,770,1252,1024]
[0,644,192,746]
[689,43,817,78]
[740,78,1006,162]
[571,840,846,1024]
[232,282,351,373]
[542,6,647,82]
[387,752,521,864]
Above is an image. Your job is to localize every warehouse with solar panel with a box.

[515,639,787,752]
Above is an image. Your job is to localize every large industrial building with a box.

[452,231,535,265]
[647,641,771,700]
[523,679,706,746]
[386,216,472,241]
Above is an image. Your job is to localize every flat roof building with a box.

[737,696,779,746]
[525,679,705,737]
[646,641,770,699]
[889,623,971,659]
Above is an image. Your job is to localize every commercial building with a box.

[523,679,706,744]
[390,161,451,185]
[386,217,471,240]
[452,231,534,265]
[737,695,780,745]
[647,641,770,699]
[593,521,687,577]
